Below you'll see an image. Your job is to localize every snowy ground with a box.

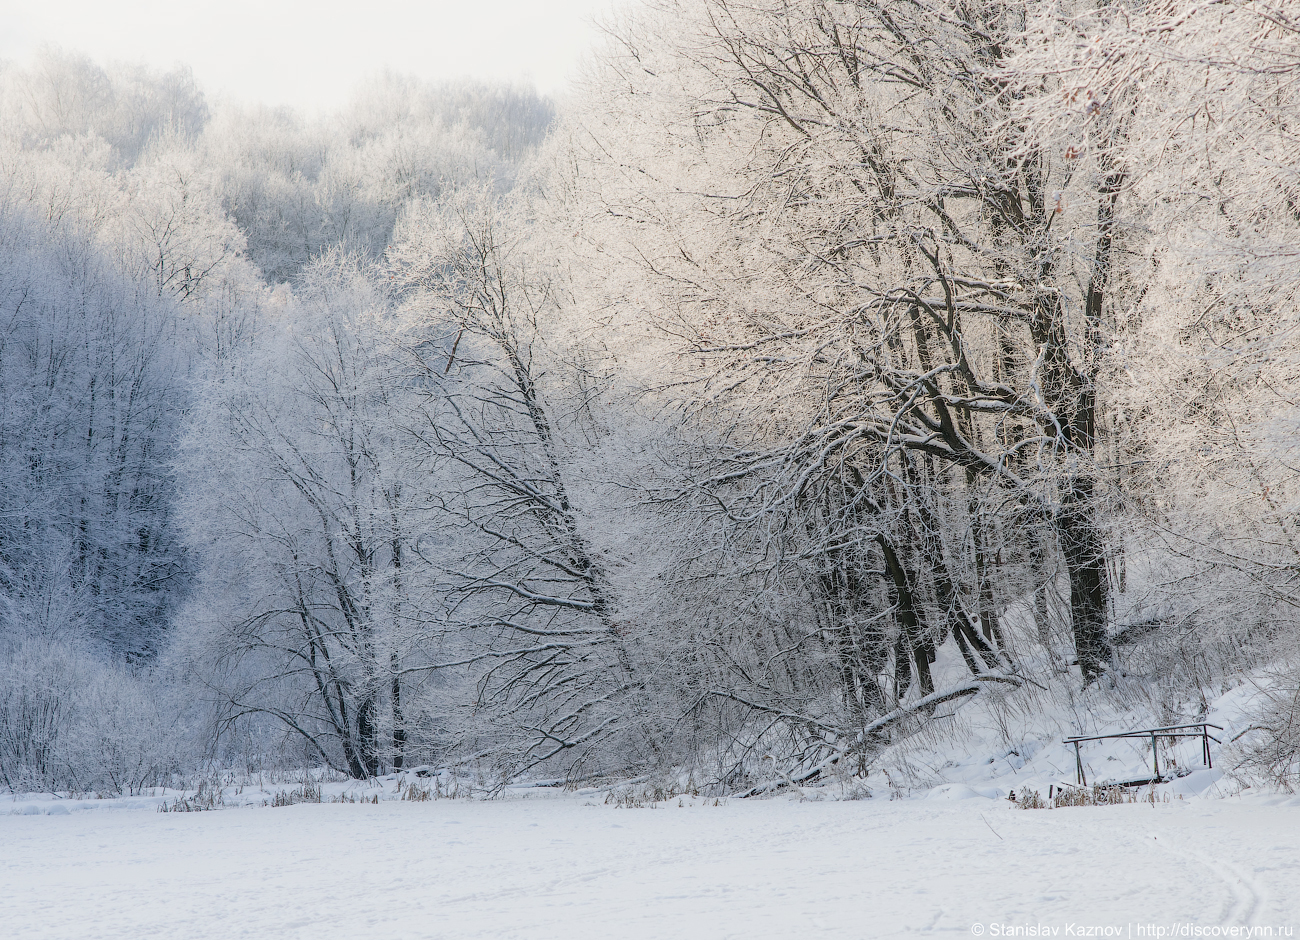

[6,678,1298,939]
[3,780,1299,940]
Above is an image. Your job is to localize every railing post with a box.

[1151,732,1159,781]
[1075,740,1085,787]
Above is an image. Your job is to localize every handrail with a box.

[1064,722,1223,744]
[1064,722,1223,786]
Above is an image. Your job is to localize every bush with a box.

[1229,674,1300,792]
[0,633,183,794]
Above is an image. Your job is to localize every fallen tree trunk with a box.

[735,674,1024,798]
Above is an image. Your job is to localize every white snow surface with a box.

[5,679,1299,938]
[3,782,1299,939]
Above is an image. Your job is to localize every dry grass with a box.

[1012,784,1179,809]
[157,778,224,813]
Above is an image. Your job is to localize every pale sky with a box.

[0,0,623,111]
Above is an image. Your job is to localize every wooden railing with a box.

[1063,722,1223,787]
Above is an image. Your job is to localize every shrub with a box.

[0,633,182,794]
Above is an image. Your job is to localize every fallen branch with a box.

[735,674,1022,798]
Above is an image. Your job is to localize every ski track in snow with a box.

[2,791,1298,939]
[1147,828,1265,926]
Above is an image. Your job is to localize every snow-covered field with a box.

[5,676,1298,939]
[3,780,1298,940]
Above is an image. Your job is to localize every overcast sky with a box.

[0,0,623,111]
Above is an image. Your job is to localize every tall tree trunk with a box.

[877,535,934,698]
[1059,149,1125,684]
[1059,482,1111,682]
[390,519,406,770]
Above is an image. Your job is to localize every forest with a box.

[2,0,1299,797]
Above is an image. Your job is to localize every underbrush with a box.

[394,773,468,801]
[7,597,1298,806]
[1219,666,1300,792]
[1011,784,1181,809]
[158,778,225,812]
[0,633,185,796]
[149,766,474,809]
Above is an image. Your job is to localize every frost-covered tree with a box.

[560,0,1126,711]
[202,77,555,282]
[0,207,186,659]
[389,192,654,776]
[1005,0,1300,680]
[11,9,1300,792]
[0,48,208,167]
[177,257,425,777]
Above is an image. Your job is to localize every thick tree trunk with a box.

[390,526,406,770]
[877,535,934,698]
[1058,485,1111,683]
[1055,149,1123,685]
[355,696,381,778]
[391,657,406,771]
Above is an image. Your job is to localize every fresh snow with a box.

[3,783,1298,939]
[5,680,1298,939]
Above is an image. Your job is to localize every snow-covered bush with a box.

[0,633,184,794]
[1228,673,1300,793]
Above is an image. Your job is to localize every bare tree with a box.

[1007,0,1300,677]
[0,206,185,659]
[564,0,1131,688]
[178,256,423,777]
[391,193,651,775]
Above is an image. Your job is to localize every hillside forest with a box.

[3,0,1300,795]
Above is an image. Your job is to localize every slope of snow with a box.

[3,784,1299,939]
[849,657,1288,803]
